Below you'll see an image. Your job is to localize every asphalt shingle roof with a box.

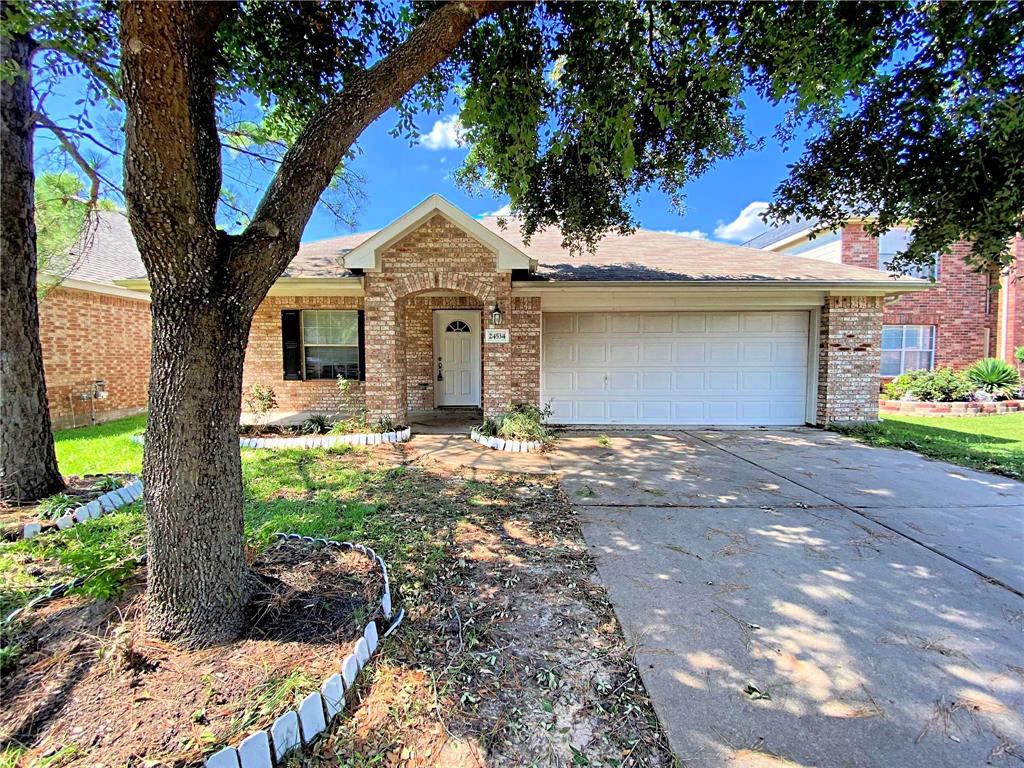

[743,217,820,250]
[63,210,146,285]
[290,215,913,285]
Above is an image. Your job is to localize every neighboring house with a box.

[39,211,151,429]
[746,221,1024,379]
[111,195,925,427]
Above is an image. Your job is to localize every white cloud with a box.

[713,201,770,241]
[655,229,708,240]
[420,115,464,150]
[478,203,511,218]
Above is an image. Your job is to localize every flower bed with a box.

[880,398,1022,417]
[131,427,412,450]
[470,428,544,453]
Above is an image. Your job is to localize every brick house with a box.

[39,211,151,429]
[746,221,1024,380]
[115,195,925,427]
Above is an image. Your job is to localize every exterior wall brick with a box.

[361,214,536,424]
[39,286,151,429]
[510,296,541,407]
[817,295,883,424]
[243,294,365,414]
[998,235,1024,365]
[840,223,997,370]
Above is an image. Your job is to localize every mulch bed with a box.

[0,540,379,767]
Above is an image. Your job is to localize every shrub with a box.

[966,357,1021,397]
[884,370,928,400]
[1016,346,1024,365]
[335,377,367,428]
[370,415,398,434]
[478,402,554,443]
[244,383,277,428]
[301,414,331,435]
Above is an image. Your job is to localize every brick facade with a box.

[243,295,365,414]
[840,222,997,370]
[39,286,151,429]
[998,235,1024,365]
[241,215,544,425]
[816,295,883,424]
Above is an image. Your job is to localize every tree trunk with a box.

[142,275,254,645]
[0,29,65,503]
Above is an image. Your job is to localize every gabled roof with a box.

[338,194,535,273]
[289,210,926,289]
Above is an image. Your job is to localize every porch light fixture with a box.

[490,302,504,326]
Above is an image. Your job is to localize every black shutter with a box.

[357,309,366,381]
[281,310,302,380]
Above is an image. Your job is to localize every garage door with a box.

[542,311,809,425]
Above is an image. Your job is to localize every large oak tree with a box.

[115,0,1023,646]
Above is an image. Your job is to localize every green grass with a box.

[833,412,1024,480]
[54,414,146,476]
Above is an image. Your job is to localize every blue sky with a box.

[37,74,803,247]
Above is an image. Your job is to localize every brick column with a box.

[482,280,513,418]
[816,296,883,425]
[363,295,407,425]
[510,296,541,407]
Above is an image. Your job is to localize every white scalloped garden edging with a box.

[204,533,404,768]
[470,429,544,453]
[130,428,412,451]
[22,479,143,540]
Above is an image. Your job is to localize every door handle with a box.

[437,356,444,381]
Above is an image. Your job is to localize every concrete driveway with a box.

[550,429,1024,768]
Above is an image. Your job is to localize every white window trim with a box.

[300,309,360,381]
[881,324,936,376]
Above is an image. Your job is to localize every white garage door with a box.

[542,311,810,426]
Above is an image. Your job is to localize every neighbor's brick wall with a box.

[243,295,365,414]
[39,286,151,429]
[840,223,996,369]
[1000,235,1024,365]
[363,214,517,423]
[816,295,883,424]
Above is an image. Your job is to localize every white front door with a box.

[435,310,481,407]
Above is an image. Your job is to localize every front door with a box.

[434,310,481,407]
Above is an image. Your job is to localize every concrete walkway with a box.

[550,429,1024,768]
[406,433,553,475]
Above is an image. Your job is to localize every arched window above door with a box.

[445,320,471,333]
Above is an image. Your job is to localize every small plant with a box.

[244,383,278,429]
[38,492,78,520]
[335,377,367,430]
[370,415,397,434]
[91,475,123,493]
[478,402,554,443]
[966,357,1021,397]
[301,414,331,435]
[1016,346,1024,365]
[597,434,611,447]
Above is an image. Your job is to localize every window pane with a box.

[902,326,924,349]
[303,310,357,345]
[878,227,912,268]
[881,326,903,350]
[903,351,933,371]
[305,345,359,380]
[880,351,902,377]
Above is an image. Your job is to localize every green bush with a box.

[478,403,554,442]
[37,493,78,520]
[1015,346,1024,365]
[884,367,973,402]
[966,357,1021,397]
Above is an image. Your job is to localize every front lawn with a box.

[1,416,672,767]
[834,412,1024,480]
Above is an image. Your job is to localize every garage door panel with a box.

[542,311,809,426]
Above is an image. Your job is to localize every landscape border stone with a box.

[469,429,544,453]
[131,427,413,450]
[879,397,1022,417]
[204,532,405,768]
[22,479,143,540]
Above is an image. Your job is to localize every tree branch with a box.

[34,112,101,203]
[240,1,511,277]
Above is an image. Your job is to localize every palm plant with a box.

[965,358,1021,397]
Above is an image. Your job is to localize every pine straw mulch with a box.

[0,540,380,767]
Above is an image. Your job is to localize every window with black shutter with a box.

[281,310,302,380]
